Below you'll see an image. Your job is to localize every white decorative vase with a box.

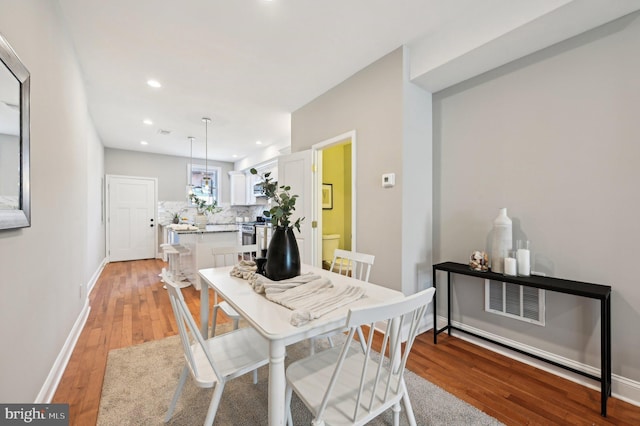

[195,214,207,229]
[491,208,512,273]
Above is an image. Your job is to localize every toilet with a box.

[322,234,340,264]
[322,234,351,274]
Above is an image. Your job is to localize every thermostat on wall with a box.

[382,173,395,188]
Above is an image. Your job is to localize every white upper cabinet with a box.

[229,159,278,206]
[253,159,278,183]
[228,171,247,206]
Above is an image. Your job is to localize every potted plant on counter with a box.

[189,193,222,229]
[171,211,181,224]
[250,168,304,280]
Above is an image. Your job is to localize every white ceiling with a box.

[56,0,639,164]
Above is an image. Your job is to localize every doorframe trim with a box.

[105,174,158,262]
[311,130,357,266]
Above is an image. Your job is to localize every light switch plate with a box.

[382,173,395,188]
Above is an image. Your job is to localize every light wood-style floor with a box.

[53,259,640,425]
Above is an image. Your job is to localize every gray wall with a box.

[292,49,404,291]
[0,0,105,401]
[292,48,433,296]
[433,12,640,382]
[105,148,234,203]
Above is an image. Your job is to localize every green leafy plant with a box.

[189,193,222,215]
[251,168,304,232]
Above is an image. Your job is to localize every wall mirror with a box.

[0,32,30,230]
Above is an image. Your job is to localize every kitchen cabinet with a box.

[266,164,278,181]
[254,161,278,182]
[248,160,277,204]
[229,170,267,206]
[229,171,246,206]
[246,171,261,205]
[162,225,240,290]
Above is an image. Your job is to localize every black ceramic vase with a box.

[264,226,301,281]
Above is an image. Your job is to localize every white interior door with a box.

[107,175,157,262]
[278,150,313,265]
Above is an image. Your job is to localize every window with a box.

[484,279,545,325]
[188,164,220,205]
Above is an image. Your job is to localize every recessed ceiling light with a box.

[256,140,262,145]
[232,154,238,158]
[143,119,153,125]
[140,140,149,145]
[147,79,162,88]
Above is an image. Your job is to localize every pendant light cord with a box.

[202,117,211,198]
[189,137,194,187]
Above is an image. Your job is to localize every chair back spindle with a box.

[164,278,270,425]
[311,287,435,425]
[209,244,258,337]
[330,248,374,282]
[165,282,223,383]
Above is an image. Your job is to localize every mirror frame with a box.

[0,32,30,230]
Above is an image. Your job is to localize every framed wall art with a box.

[322,183,333,210]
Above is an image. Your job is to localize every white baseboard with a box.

[36,300,90,403]
[88,257,108,294]
[437,316,640,408]
[418,312,434,336]
[375,313,434,342]
[35,259,106,403]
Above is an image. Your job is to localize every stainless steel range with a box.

[240,217,268,247]
[241,223,256,245]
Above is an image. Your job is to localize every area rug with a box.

[98,327,503,425]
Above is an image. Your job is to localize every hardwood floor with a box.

[53,259,640,425]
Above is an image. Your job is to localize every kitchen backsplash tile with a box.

[158,201,264,226]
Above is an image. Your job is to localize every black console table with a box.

[432,261,612,416]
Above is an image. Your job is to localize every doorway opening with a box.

[312,131,356,269]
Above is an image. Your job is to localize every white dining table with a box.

[198,265,405,426]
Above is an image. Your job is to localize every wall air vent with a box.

[484,279,545,325]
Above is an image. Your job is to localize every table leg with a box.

[601,295,611,416]
[447,271,452,336]
[607,294,612,396]
[433,266,438,344]
[200,277,209,338]
[268,340,287,425]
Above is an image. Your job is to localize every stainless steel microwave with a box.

[254,180,277,196]
[253,181,265,196]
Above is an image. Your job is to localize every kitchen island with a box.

[161,223,240,290]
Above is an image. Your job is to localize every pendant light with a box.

[202,117,212,203]
[186,136,195,201]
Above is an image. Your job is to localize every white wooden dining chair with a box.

[209,244,258,337]
[164,278,269,425]
[285,287,435,426]
[310,249,375,354]
[330,248,375,282]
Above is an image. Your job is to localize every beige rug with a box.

[98,325,503,425]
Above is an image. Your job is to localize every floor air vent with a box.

[485,279,545,325]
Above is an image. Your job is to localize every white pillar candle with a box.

[262,227,268,250]
[504,257,517,276]
[517,249,530,276]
